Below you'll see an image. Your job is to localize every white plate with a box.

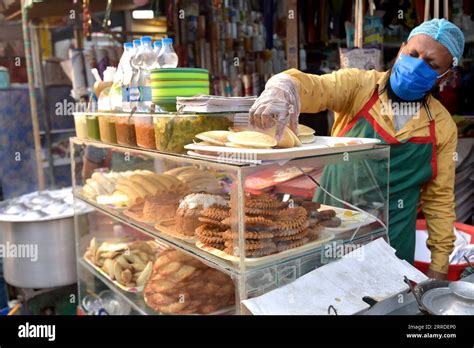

[319,204,377,233]
[196,230,335,267]
[185,136,381,163]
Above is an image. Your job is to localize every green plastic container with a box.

[86,115,100,140]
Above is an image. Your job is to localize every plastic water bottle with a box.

[129,39,142,110]
[157,38,178,68]
[117,42,135,112]
[136,36,155,112]
[153,41,162,69]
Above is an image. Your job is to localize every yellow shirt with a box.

[285,68,457,274]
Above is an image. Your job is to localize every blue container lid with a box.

[141,36,152,43]
[153,41,162,48]
[123,42,133,49]
[162,38,173,44]
[133,39,141,46]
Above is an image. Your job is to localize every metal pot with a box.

[404,277,474,315]
[0,189,90,288]
[1,218,77,288]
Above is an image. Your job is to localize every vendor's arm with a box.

[421,107,457,277]
[283,68,371,115]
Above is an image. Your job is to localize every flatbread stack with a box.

[193,124,315,151]
[164,167,221,194]
[297,124,316,144]
[144,249,235,314]
[81,171,138,199]
[97,171,187,207]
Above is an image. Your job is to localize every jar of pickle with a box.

[115,115,137,146]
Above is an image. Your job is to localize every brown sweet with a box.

[142,194,179,222]
[319,216,342,227]
[244,207,281,216]
[144,250,235,314]
[307,225,323,241]
[276,207,308,230]
[200,207,230,221]
[273,228,308,241]
[224,239,276,251]
[195,224,225,237]
[175,207,202,236]
[316,209,337,220]
[221,216,277,230]
[301,201,321,215]
[198,217,227,229]
[273,220,309,237]
[221,230,274,240]
[198,234,225,244]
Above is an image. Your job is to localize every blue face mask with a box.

[389,54,448,101]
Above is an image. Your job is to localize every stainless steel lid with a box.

[0,188,91,222]
[421,287,474,315]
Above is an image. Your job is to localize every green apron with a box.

[315,89,437,264]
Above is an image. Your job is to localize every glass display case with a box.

[71,136,390,315]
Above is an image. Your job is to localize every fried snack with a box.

[220,216,278,230]
[197,234,225,244]
[224,239,276,251]
[273,228,309,241]
[198,217,227,229]
[195,224,225,237]
[319,216,342,227]
[276,207,308,230]
[200,207,230,220]
[244,207,281,216]
[144,250,235,314]
[221,230,275,240]
[301,201,321,214]
[316,209,337,220]
[273,220,309,237]
[203,242,226,250]
[306,225,323,241]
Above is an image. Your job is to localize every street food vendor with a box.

[249,19,465,280]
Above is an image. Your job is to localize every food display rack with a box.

[70,135,390,315]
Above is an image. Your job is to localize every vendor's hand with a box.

[426,268,448,280]
[249,73,300,140]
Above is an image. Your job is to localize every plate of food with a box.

[195,230,334,267]
[318,204,378,233]
[185,127,380,162]
[83,238,160,293]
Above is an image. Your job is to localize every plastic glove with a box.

[249,73,300,140]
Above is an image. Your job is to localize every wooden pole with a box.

[21,0,45,190]
[424,0,430,21]
[434,0,439,18]
[286,0,299,69]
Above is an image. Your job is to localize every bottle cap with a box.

[162,38,173,44]
[133,39,141,47]
[153,41,162,48]
[141,36,153,43]
[123,42,133,49]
